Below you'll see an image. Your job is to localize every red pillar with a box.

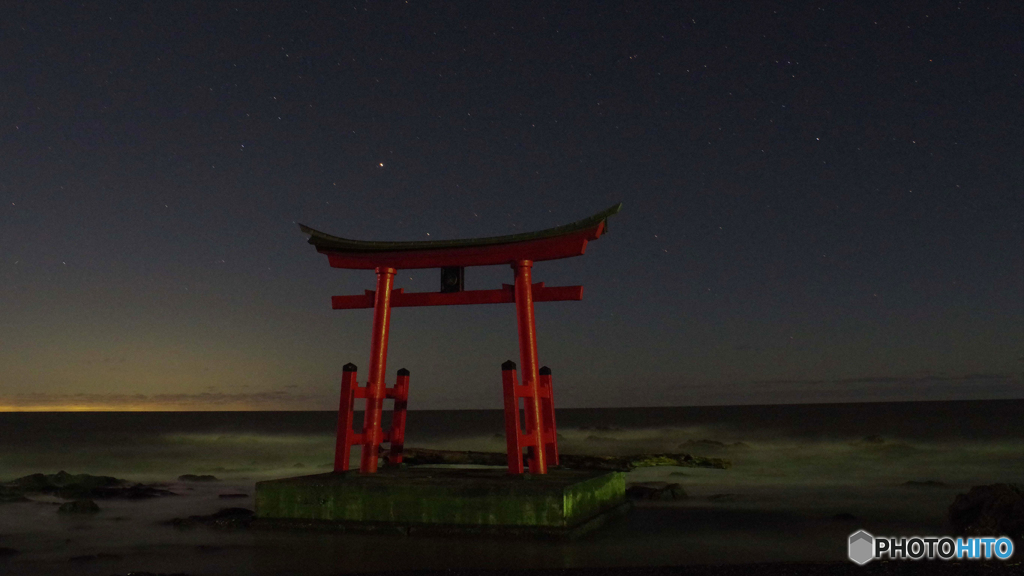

[334,363,359,471]
[360,266,395,473]
[501,360,525,474]
[539,366,559,466]
[387,368,409,465]
[512,260,547,474]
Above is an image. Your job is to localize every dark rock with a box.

[164,507,254,530]
[177,474,219,482]
[831,512,858,522]
[2,471,174,500]
[8,471,121,499]
[571,452,730,471]
[626,482,687,501]
[218,493,248,499]
[949,483,1024,540]
[209,507,254,519]
[118,483,177,499]
[904,480,947,488]
[71,483,175,500]
[56,486,99,499]
[9,473,55,491]
[625,485,659,500]
[852,436,920,455]
[679,439,749,451]
[665,483,687,499]
[0,486,30,503]
[0,547,19,557]
[58,499,100,514]
[681,439,727,449]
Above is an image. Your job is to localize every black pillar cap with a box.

[397,368,410,376]
[501,360,517,371]
[342,363,358,372]
[539,366,551,375]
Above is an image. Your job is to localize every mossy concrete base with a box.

[254,467,627,537]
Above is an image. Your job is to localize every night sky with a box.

[1,2,1020,411]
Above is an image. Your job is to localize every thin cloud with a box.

[751,372,1018,386]
[0,390,329,411]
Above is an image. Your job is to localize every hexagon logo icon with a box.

[848,530,875,565]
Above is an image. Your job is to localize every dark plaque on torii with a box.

[299,203,621,475]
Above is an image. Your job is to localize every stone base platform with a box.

[254,467,628,538]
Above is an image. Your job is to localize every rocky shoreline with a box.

[1,468,1020,575]
[0,470,177,502]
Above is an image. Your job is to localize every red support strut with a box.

[388,368,410,464]
[334,363,361,471]
[501,361,524,474]
[333,364,409,472]
[501,361,559,474]
[539,366,559,466]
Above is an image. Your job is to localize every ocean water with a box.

[0,400,1021,575]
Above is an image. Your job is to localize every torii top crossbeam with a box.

[300,203,620,475]
[300,203,621,270]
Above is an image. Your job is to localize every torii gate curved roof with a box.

[299,203,621,269]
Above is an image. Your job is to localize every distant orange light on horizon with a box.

[0,403,304,412]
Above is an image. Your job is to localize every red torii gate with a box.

[300,204,620,475]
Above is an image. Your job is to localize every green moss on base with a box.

[255,468,625,529]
